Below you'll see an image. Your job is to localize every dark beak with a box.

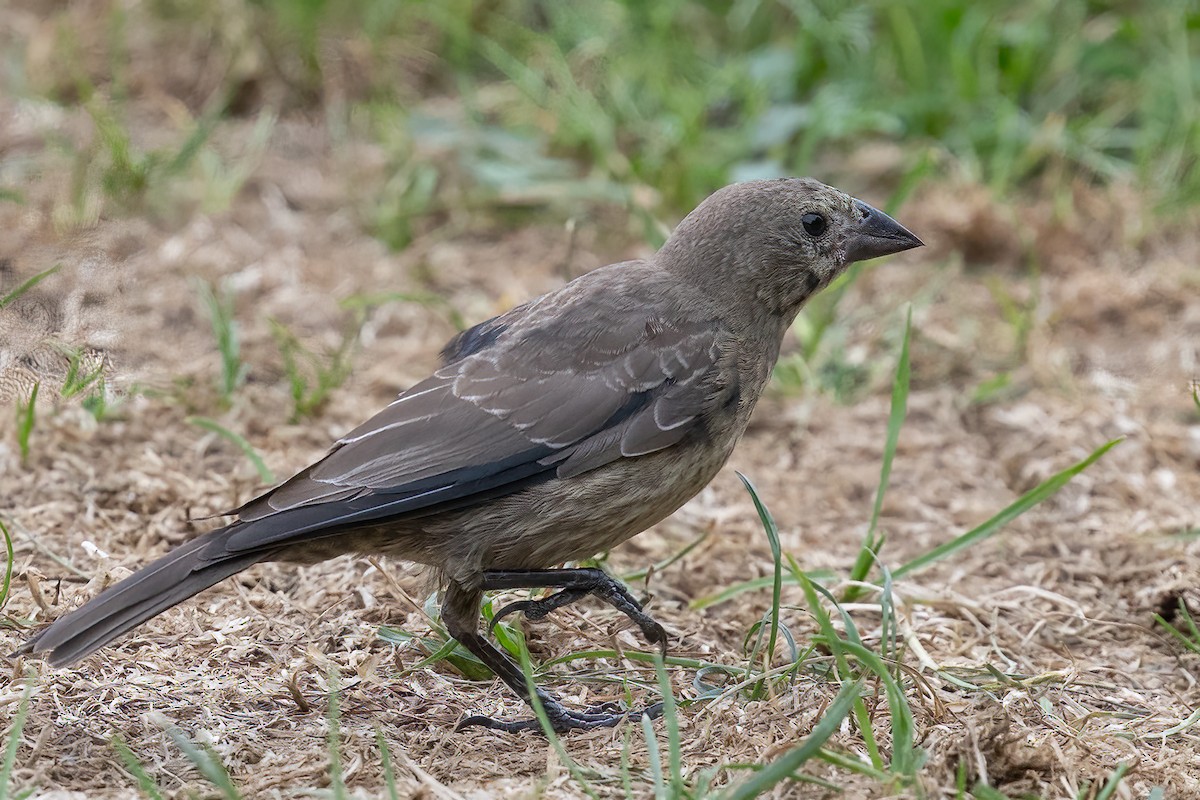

[843,199,923,264]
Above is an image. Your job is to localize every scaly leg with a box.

[441,580,664,734]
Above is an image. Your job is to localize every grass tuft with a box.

[14,384,38,466]
[58,347,106,400]
[194,279,247,407]
[269,318,360,423]
[84,90,223,214]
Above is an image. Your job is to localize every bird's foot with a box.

[456,699,664,734]
[594,583,668,651]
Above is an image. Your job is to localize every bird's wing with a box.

[223,285,725,552]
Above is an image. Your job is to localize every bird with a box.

[16,178,922,733]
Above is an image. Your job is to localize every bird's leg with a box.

[441,581,663,734]
[481,568,667,650]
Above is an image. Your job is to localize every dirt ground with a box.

[3,76,1200,800]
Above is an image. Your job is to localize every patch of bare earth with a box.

[3,91,1200,800]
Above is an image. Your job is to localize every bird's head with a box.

[656,177,922,321]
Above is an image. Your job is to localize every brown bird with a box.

[17,178,921,733]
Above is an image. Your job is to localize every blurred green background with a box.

[7,0,1200,243]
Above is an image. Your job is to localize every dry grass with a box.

[3,32,1200,800]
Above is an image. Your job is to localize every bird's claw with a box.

[595,586,669,651]
[625,609,669,651]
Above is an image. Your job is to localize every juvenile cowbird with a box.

[18,178,921,733]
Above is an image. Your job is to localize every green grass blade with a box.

[165,726,241,800]
[620,729,636,799]
[194,279,246,403]
[111,736,166,800]
[797,574,850,678]
[186,416,276,484]
[377,625,495,681]
[15,383,38,465]
[484,604,528,661]
[719,679,863,800]
[1174,602,1200,643]
[653,653,684,797]
[268,318,359,422]
[327,670,347,800]
[736,472,782,699]
[375,729,400,800]
[836,640,919,777]
[621,530,710,582]
[801,575,921,777]
[808,577,866,650]
[642,711,667,800]
[1153,611,1200,655]
[972,783,1012,800]
[852,694,884,772]
[868,305,913,541]
[1095,762,1130,800]
[515,636,600,800]
[57,346,106,400]
[0,519,14,612]
[0,264,61,310]
[689,569,838,610]
[0,674,35,800]
[895,438,1123,579]
[845,306,912,601]
[165,105,221,177]
[816,747,892,782]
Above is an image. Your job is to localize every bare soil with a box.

[2,55,1200,800]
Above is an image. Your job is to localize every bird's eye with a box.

[801,213,827,237]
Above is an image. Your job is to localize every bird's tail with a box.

[15,526,271,667]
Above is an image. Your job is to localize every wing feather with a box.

[229,275,727,551]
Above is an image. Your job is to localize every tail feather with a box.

[16,526,272,667]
